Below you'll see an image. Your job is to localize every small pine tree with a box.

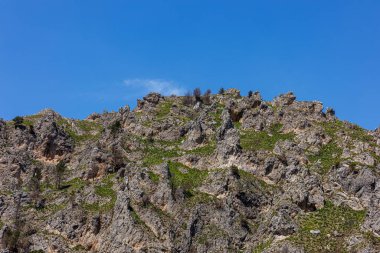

[248,90,253,98]
[29,167,42,207]
[55,161,66,190]
[111,145,125,172]
[218,88,225,95]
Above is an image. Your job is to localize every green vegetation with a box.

[54,161,66,190]
[237,169,274,191]
[76,120,103,132]
[130,208,144,224]
[43,203,66,213]
[30,250,45,253]
[148,171,160,183]
[309,142,343,174]
[61,177,88,193]
[143,143,179,166]
[252,238,273,253]
[290,201,366,253]
[196,224,227,245]
[22,119,34,126]
[186,142,216,156]
[364,231,380,248]
[185,191,216,206]
[233,121,242,129]
[57,118,103,143]
[109,120,121,135]
[168,161,208,190]
[168,161,208,196]
[322,120,375,144]
[72,244,86,251]
[12,116,24,125]
[240,124,294,151]
[83,176,116,212]
[0,219,3,229]
[210,106,224,127]
[156,101,173,119]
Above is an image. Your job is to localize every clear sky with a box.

[1,0,380,129]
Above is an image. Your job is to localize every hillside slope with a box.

[0,89,380,252]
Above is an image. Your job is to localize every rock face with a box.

[0,88,380,253]
[215,110,241,165]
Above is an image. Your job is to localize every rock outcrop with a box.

[0,88,379,253]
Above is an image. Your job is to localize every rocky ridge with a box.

[0,89,380,252]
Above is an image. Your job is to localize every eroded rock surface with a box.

[0,89,380,252]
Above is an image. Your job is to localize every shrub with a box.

[218,88,225,95]
[12,116,24,126]
[55,161,66,190]
[202,89,212,105]
[182,91,193,106]
[248,90,253,97]
[29,167,42,207]
[193,88,201,102]
[109,120,121,135]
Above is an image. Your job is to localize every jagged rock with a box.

[269,206,298,235]
[34,113,73,159]
[181,118,205,149]
[0,90,379,252]
[224,88,241,97]
[273,92,296,106]
[215,110,241,164]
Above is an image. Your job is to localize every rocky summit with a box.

[1,89,380,253]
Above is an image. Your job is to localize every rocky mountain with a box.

[0,88,380,253]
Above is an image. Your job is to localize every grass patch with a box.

[128,205,149,229]
[252,238,273,253]
[43,203,66,213]
[290,201,366,253]
[321,120,344,138]
[57,118,103,143]
[186,142,216,156]
[76,120,103,132]
[130,208,143,224]
[309,142,342,174]
[156,101,173,119]
[22,114,43,126]
[148,171,160,183]
[139,137,185,166]
[185,191,216,206]
[321,120,374,144]
[210,106,224,127]
[61,178,88,193]
[84,176,116,212]
[72,244,86,251]
[143,143,179,166]
[240,123,294,151]
[168,161,208,195]
[237,169,274,191]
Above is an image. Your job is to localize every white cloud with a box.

[123,79,186,96]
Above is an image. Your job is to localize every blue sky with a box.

[1,0,380,129]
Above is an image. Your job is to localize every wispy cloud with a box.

[123,79,186,96]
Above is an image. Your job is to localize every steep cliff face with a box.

[0,89,380,253]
